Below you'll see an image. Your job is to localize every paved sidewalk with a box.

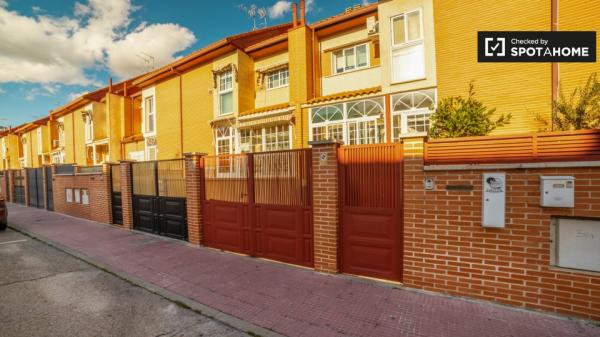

[7,204,600,337]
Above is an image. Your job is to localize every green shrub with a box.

[552,72,600,131]
[429,82,511,139]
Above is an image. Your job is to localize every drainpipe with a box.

[551,0,558,131]
[171,67,184,158]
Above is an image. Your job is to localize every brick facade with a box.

[52,165,112,223]
[310,141,341,274]
[8,170,14,203]
[120,161,134,230]
[0,172,8,201]
[403,145,600,321]
[184,153,206,246]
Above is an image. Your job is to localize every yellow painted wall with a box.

[433,0,551,135]
[379,0,437,95]
[238,50,255,115]
[156,78,183,160]
[7,135,20,169]
[92,101,107,141]
[181,62,215,155]
[107,93,123,162]
[254,51,290,109]
[288,26,313,104]
[558,0,600,102]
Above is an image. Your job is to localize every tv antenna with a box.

[247,4,267,30]
[136,52,156,71]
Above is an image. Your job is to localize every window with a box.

[144,96,155,134]
[81,189,89,205]
[66,188,73,203]
[264,125,290,151]
[266,68,289,90]
[84,112,93,142]
[146,146,157,161]
[391,89,435,139]
[219,70,234,115]
[332,43,369,74]
[215,126,234,155]
[36,128,43,153]
[310,98,385,145]
[74,189,81,203]
[391,9,425,83]
[58,120,65,147]
[239,129,263,153]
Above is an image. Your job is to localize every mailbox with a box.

[540,176,575,208]
[482,173,506,228]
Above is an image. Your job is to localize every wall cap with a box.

[424,161,600,171]
[308,140,343,146]
[183,152,208,157]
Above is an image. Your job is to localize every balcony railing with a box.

[424,129,600,165]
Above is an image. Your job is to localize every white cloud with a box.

[268,1,292,19]
[0,0,196,86]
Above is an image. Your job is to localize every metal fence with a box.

[55,164,75,175]
[111,164,121,193]
[132,159,186,198]
[79,165,103,174]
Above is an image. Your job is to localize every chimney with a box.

[108,77,113,93]
[292,2,298,27]
[300,0,306,26]
[123,82,128,97]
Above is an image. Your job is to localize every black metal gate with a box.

[110,164,123,225]
[131,160,187,240]
[13,170,25,205]
[27,168,44,208]
[45,166,54,211]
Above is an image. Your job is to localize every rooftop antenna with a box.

[247,4,267,30]
[136,52,156,72]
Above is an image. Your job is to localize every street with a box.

[0,229,246,337]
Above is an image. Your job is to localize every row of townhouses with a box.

[1,0,597,169]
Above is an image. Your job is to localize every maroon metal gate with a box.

[203,149,313,267]
[338,143,403,282]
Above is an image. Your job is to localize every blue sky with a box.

[0,0,369,127]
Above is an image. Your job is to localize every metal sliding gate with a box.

[45,166,53,211]
[110,164,123,225]
[132,159,187,240]
[13,170,26,205]
[27,168,44,208]
[338,143,403,282]
[203,149,313,267]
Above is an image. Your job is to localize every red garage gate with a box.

[203,149,313,267]
[338,143,403,282]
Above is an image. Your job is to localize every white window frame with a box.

[390,8,425,83]
[21,137,28,167]
[215,126,234,156]
[391,89,436,139]
[332,43,370,75]
[74,188,81,203]
[309,97,386,145]
[57,118,66,148]
[81,189,89,205]
[91,140,109,165]
[145,145,157,161]
[66,188,73,203]
[142,87,156,136]
[266,68,289,90]
[218,70,234,116]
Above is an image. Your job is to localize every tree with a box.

[429,82,511,138]
[552,72,600,131]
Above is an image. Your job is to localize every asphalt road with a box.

[0,229,247,337]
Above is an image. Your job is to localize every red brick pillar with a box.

[184,153,207,246]
[0,172,7,201]
[310,140,341,274]
[120,161,134,230]
[8,170,14,203]
[90,163,112,224]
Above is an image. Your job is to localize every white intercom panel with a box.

[540,176,575,208]
[482,173,506,228]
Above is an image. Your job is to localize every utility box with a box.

[540,176,575,208]
[482,173,506,228]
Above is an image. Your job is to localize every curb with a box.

[9,224,286,337]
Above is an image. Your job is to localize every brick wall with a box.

[0,172,7,200]
[403,151,600,321]
[184,153,206,246]
[311,141,340,273]
[52,166,111,223]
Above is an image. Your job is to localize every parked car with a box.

[0,197,6,231]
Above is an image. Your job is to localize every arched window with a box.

[391,89,436,140]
